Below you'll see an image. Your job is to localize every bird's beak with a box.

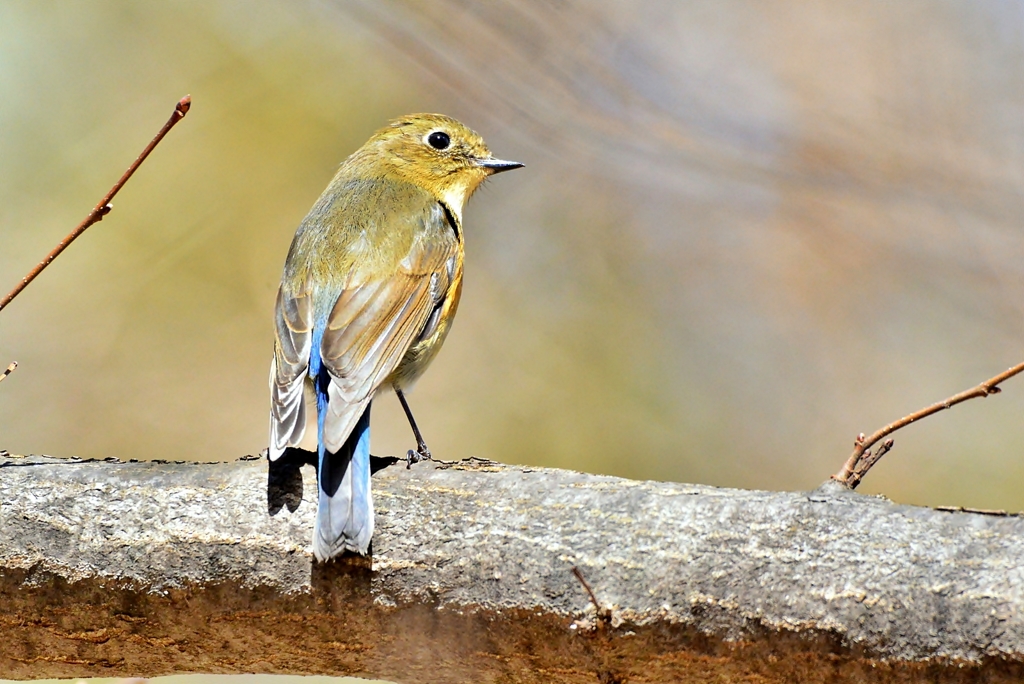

[475,157,525,174]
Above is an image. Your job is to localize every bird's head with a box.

[356,113,523,216]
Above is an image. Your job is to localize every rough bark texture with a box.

[1,451,1024,683]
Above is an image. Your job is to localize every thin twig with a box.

[935,505,1013,516]
[0,362,17,384]
[571,566,612,628]
[572,566,601,610]
[570,568,623,683]
[833,360,1024,489]
[851,437,894,483]
[0,95,191,314]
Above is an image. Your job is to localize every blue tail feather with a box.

[312,365,374,560]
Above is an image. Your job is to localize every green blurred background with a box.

[3,0,1024,511]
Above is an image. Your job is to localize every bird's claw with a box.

[405,445,433,469]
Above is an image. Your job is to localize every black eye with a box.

[427,131,450,150]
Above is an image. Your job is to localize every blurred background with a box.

[3,0,1024,510]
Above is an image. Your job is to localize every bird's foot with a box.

[405,444,433,469]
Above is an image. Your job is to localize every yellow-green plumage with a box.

[269,114,521,560]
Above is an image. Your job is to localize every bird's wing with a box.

[320,204,458,453]
[269,283,313,460]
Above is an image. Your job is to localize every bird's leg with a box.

[395,386,432,467]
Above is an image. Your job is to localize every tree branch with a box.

[0,362,16,385]
[0,95,191,314]
[2,452,1024,682]
[833,360,1024,489]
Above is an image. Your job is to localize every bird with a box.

[268,114,522,561]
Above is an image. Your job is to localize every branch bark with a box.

[0,95,191,314]
[0,362,16,385]
[2,453,1024,683]
[833,360,1024,489]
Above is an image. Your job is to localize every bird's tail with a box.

[312,369,373,560]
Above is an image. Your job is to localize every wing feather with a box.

[319,203,458,453]
[269,285,313,459]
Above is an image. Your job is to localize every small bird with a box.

[269,114,522,560]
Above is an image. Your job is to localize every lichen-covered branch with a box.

[1,452,1023,683]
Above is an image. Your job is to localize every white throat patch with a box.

[441,183,469,223]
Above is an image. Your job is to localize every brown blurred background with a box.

[2,0,1024,510]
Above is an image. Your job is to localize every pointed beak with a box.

[475,157,524,174]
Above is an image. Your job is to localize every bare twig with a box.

[570,566,623,682]
[834,361,1024,489]
[0,96,191,314]
[850,437,894,484]
[0,362,17,384]
[572,566,612,628]
[572,566,601,610]
[935,505,1014,516]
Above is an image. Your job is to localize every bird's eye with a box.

[427,131,451,150]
